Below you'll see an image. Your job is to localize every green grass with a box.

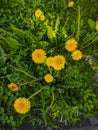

[0,0,98,129]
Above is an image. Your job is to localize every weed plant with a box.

[0,0,98,129]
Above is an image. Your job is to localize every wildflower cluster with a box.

[7,83,30,114]
[31,37,83,83]
[32,49,66,71]
[1,1,98,128]
[31,49,66,82]
[65,39,82,60]
[35,9,45,21]
[11,37,83,114]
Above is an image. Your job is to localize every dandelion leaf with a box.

[55,16,60,32]
[47,25,56,39]
[88,19,95,30]
[5,37,21,49]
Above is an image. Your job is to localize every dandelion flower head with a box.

[40,15,45,21]
[65,39,78,52]
[44,74,53,83]
[32,49,46,64]
[46,57,54,67]
[14,97,31,114]
[35,9,42,17]
[68,1,74,7]
[52,55,66,70]
[8,83,18,92]
[71,50,82,60]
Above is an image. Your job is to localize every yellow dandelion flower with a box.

[40,15,45,21]
[52,55,66,70]
[65,39,78,52]
[32,49,46,64]
[35,9,42,17]
[95,21,98,31]
[46,57,54,67]
[68,1,74,7]
[44,74,53,83]
[96,21,98,24]
[8,83,18,92]
[71,50,82,60]
[14,97,31,114]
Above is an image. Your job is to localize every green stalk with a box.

[48,66,52,74]
[76,7,80,41]
[82,32,94,45]
[50,88,54,108]
[82,39,97,49]
[16,68,36,79]
[28,88,43,100]
[82,31,98,48]
[20,78,43,86]
[54,70,60,77]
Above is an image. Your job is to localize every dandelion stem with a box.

[82,31,98,46]
[82,39,97,49]
[54,71,59,77]
[16,68,36,79]
[20,78,43,86]
[76,7,80,41]
[48,66,52,74]
[50,88,54,108]
[28,88,44,100]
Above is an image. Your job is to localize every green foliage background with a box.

[0,0,98,129]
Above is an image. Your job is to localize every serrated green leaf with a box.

[61,27,68,38]
[55,16,60,32]
[46,25,56,39]
[88,19,95,30]
[5,37,21,49]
